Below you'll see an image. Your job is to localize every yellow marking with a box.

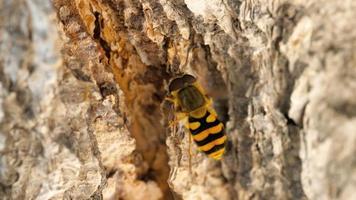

[206,114,216,123]
[207,106,218,116]
[209,148,225,160]
[190,107,207,118]
[193,123,223,141]
[189,122,201,130]
[199,135,227,151]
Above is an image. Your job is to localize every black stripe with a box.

[189,111,221,135]
[204,143,226,155]
[195,130,225,146]
[190,120,220,135]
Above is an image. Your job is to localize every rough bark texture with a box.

[0,0,355,200]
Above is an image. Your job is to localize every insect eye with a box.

[169,78,185,92]
[168,74,197,92]
[181,74,197,84]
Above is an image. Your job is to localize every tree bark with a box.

[0,0,355,199]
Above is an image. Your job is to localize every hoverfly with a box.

[165,74,227,160]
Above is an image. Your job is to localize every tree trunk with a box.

[1,0,355,199]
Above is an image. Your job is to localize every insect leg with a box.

[164,96,175,103]
[188,133,192,174]
[169,112,187,129]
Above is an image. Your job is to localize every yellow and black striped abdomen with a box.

[188,110,227,160]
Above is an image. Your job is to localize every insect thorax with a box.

[177,85,206,112]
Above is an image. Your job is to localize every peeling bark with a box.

[0,0,355,200]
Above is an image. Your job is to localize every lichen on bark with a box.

[1,0,355,200]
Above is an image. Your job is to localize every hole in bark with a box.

[93,12,111,59]
[110,67,173,198]
[214,98,230,125]
[98,82,117,98]
[284,113,297,126]
[106,169,116,178]
[138,168,156,182]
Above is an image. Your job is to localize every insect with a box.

[165,74,227,160]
